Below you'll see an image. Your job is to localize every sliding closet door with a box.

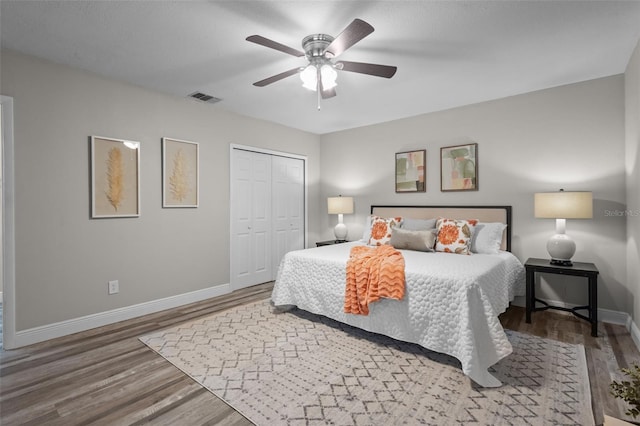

[272,155,304,274]
[231,149,272,289]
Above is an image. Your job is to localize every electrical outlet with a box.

[108,280,119,295]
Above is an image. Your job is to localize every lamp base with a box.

[550,259,573,267]
[334,222,348,241]
[546,233,576,266]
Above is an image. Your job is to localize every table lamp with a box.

[534,189,592,266]
[327,196,353,242]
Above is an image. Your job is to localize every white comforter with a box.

[271,242,526,387]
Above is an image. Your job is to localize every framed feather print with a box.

[90,136,141,218]
[162,137,199,208]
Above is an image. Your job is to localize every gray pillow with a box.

[470,222,507,254]
[401,217,437,231]
[390,228,437,252]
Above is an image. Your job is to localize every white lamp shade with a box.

[300,65,317,91]
[328,196,354,215]
[300,63,338,92]
[534,191,592,219]
[320,64,337,90]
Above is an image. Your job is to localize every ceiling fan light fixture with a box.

[300,63,338,92]
[320,64,337,90]
[300,64,317,91]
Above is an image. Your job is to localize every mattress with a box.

[271,241,526,387]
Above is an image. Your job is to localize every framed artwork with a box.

[91,136,140,218]
[162,137,199,208]
[395,150,426,193]
[440,143,478,191]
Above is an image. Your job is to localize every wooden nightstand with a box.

[316,239,348,247]
[524,257,599,337]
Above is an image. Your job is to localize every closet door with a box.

[272,155,305,276]
[231,149,272,289]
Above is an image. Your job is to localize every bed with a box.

[271,205,526,387]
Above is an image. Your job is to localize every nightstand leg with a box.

[526,268,534,323]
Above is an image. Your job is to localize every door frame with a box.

[1,96,16,349]
[229,144,308,290]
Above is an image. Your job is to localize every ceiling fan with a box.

[246,19,397,105]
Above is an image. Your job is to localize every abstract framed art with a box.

[440,143,478,192]
[162,137,199,208]
[395,149,426,193]
[90,136,141,218]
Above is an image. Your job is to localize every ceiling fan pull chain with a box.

[317,67,321,110]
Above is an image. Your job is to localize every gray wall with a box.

[320,76,627,312]
[626,40,640,332]
[2,44,638,333]
[1,50,321,330]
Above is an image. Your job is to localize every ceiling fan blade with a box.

[253,67,301,87]
[318,76,337,99]
[324,19,374,58]
[336,60,397,78]
[321,87,337,99]
[246,35,305,57]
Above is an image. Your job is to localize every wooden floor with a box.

[501,306,640,425]
[1,282,639,425]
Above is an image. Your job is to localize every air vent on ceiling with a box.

[188,92,222,104]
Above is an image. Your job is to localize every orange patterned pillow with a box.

[435,218,478,254]
[368,216,403,246]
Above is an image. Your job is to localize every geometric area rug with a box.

[139,299,595,426]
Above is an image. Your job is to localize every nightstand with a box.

[316,239,348,247]
[524,257,599,337]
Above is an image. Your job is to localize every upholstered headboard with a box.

[370,205,512,252]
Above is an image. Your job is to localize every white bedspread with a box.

[271,242,526,387]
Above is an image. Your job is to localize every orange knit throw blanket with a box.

[344,245,406,315]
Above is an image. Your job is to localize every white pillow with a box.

[470,222,507,254]
[361,215,406,243]
[360,215,373,242]
[390,228,436,252]
[434,218,478,255]
[368,216,403,246]
[401,217,437,231]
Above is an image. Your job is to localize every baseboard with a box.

[598,306,632,327]
[11,283,231,348]
[511,295,526,308]
[9,287,640,353]
[511,296,639,348]
[630,319,640,352]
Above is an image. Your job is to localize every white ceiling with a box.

[2,1,639,135]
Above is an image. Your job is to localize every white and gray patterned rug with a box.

[140,300,594,425]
